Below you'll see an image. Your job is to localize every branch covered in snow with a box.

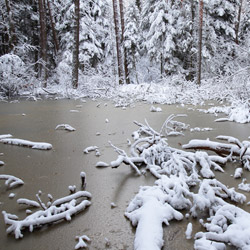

[2,190,92,239]
[0,138,52,150]
[0,175,24,188]
[195,204,250,249]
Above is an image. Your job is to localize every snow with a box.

[238,179,250,192]
[83,146,98,154]
[0,134,13,139]
[0,138,52,150]
[234,168,243,179]
[195,204,250,249]
[55,124,76,131]
[17,198,40,207]
[75,235,90,249]
[150,106,162,112]
[0,174,24,188]
[0,161,4,166]
[111,202,117,208]
[2,190,92,239]
[125,185,183,250]
[185,222,193,239]
[95,161,109,167]
[9,193,15,198]
[102,117,250,249]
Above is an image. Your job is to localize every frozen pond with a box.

[0,99,250,250]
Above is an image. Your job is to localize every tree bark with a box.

[119,0,129,84]
[197,0,203,85]
[46,0,59,53]
[235,0,243,44]
[72,0,80,89]
[4,0,16,52]
[38,0,48,87]
[112,0,124,85]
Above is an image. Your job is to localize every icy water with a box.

[0,99,250,250]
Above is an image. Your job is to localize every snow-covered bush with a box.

[0,54,26,97]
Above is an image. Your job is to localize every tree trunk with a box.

[112,0,124,85]
[38,0,47,87]
[5,0,16,52]
[46,0,59,53]
[197,0,203,85]
[72,0,80,89]
[31,0,39,76]
[119,0,129,84]
[235,0,243,44]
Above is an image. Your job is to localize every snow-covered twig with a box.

[55,124,76,131]
[75,235,90,249]
[0,175,24,188]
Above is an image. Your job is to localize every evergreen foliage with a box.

[0,0,249,94]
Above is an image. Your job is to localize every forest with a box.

[0,0,249,98]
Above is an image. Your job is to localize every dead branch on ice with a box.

[0,138,52,150]
[0,175,24,188]
[195,204,250,249]
[2,190,92,239]
[182,135,250,170]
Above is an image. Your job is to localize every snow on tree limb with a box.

[0,138,52,150]
[2,190,92,239]
[0,175,24,188]
[195,204,250,249]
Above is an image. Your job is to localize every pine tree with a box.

[124,0,140,83]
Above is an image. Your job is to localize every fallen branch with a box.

[2,190,92,239]
[0,175,24,188]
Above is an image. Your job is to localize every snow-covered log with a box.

[2,190,92,239]
[0,175,24,188]
[125,185,183,250]
[0,138,52,150]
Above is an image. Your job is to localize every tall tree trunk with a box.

[31,0,39,76]
[119,0,129,84]
[197,0,203,85]
[5,0,16,52]
[72,0,80,89]
[46,0,59,53]
[38,0,47,87]
[235,0,243,44]
[112,0,124,85]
